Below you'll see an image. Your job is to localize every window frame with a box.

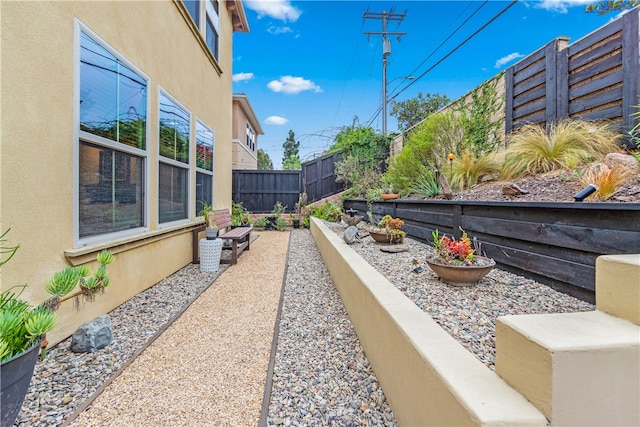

[195,119,215,219]
[73,19,151,248]
[205,0,220,60]
[157,89,191,228]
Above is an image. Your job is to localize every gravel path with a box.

[12,225,594,426]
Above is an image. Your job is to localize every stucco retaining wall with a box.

[310,217,546,426]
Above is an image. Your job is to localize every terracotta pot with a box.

[369,230,404,244]
[369,230,392,243]
[380,193,399,200]
[426,256,495,286]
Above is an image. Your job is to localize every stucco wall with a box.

[1,0,236,344]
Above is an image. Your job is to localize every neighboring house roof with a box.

[233,93,264,134]
[227,0,249,33]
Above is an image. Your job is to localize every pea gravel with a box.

[12,224,595,426]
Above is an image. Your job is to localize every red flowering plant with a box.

[431,228,478,266]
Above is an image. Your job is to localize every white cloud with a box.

[533,0,592,14]
[245,1,302,22]
[267,26,293,35]
[267,76,322,94]
[265,116,288,125]
[232,72,254,83]
[495,52,525,69]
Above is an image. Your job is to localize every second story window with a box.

[205,0,219,59]
[184,0,200,28]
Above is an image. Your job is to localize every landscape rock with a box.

[501,183,529,196]
[70,315,113,353]
[343,226,360,244]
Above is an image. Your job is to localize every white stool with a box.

[199,238,223,272]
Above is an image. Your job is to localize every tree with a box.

[389,92,451,132]
[282,130,300,163]
[282,153,301,170]
[585,0,639,14]
[328,124,388,169]
[257,149,273,170]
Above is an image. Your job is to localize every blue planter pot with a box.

[1,340,40,427]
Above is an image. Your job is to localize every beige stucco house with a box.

[0,0,249,346]
[232,93,263,169]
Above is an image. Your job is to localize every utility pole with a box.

[364,9,406,135]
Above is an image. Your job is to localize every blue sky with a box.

[232,0,624,169]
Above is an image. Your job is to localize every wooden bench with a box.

[192,209,252,265]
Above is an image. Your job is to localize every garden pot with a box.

[369,230,392,244]
[292,219,300,229]
[426,256,495,286]
[341,215,363,227]
[1,339,41,427]
[205,227,219,240]
[380,193,399,200]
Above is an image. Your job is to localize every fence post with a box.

[622,8,640,146]
[504,67,515,134]
[550,37,570,123]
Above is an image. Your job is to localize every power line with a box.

[391,0,518,101]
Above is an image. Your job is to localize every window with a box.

[195,120,214,215]
[246,123,255,151]
[78,29,147,242]
[205,0,219,59]
[184,0,200,28]
[158,91,190,224]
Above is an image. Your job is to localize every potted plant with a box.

[426,228,495,286]
[294,192,308,228]
[368,215,406,244]
[290,213,300,229]
[0,229,114,426]
[198,200,218,239]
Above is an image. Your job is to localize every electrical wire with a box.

[390,0,518,101]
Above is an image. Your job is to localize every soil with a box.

[437,170,640,203]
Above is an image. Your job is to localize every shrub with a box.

[386,112,464,193]
[501,120,622,179]
[450,151,500,191]
[310,202,342,222]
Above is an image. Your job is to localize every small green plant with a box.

[410,173,442,198]
[275,218,287,231]
[310,202,342,222]
[254,217,268,228]
[230,201,251,226]
[197,200,216,229]
[0,229,114,362]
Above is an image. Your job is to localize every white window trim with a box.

[157,88,191,228]
[73,18,151,248]
[195,118,215,220]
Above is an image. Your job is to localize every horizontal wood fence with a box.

[232,170,301,213]
[504,7,639,146]
[343,199,640,303]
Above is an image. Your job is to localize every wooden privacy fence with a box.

[302,150,345,203]
[343,199,640,303]
[231,170,301,213]
[505,7,640,143]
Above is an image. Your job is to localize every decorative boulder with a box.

[343,226,361,244]
[70,315,113,353]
